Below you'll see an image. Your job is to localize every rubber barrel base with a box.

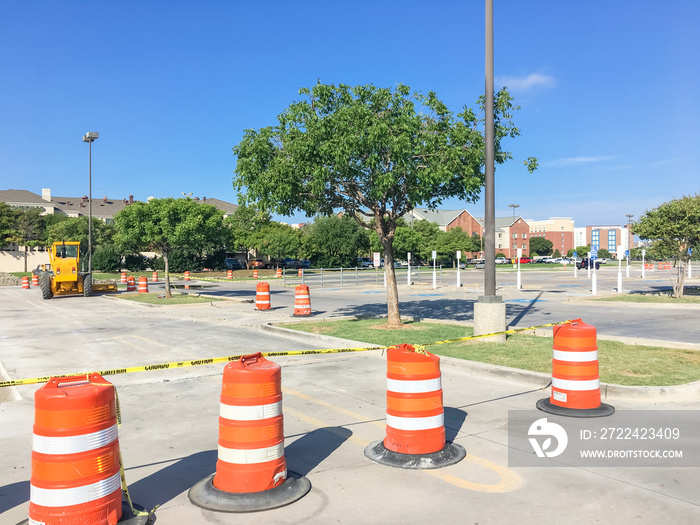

[188,472,311,513]
[536,397,615,418]
[363,440,466,470]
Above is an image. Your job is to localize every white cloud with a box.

[495,73,555,92]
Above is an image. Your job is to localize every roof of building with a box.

[0,189,239,219]
[412,208,468,227]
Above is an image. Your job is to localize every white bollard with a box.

[592,271,597,296]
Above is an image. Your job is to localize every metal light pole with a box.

[474,0,505,342]
[509,203,519,220]
[625,214,633,278]
[82,132,99,276]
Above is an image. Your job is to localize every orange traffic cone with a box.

[364,344,465,469]
[293,285,311,316]
[256,282,271,310]
[29,374,123,524]
[537,319,614,417]
[188,353,310,512]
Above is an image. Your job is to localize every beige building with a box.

[526,217,575,255]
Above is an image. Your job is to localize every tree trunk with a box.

[164,251,173,298]
[378,226,402,328]
[674,259,686,298]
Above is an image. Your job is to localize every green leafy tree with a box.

[567,245,591,258]
[597,248,612,259]
[633,194,700,297]
[552,249,561,258]
[233,82,534,327]
[411,220,443,263]
[114,198,225,298]
[439,227,475,267]
[0,202,20,248]
[227,203,271,268]
[256,223,301,266]
[45,217,114,270]
[529,236,553,256]
[12,208,44,272]
[305,215,367,268]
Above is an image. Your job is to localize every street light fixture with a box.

[82,131,99,278]
[508,203,519,220]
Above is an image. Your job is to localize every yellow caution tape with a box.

[0,320,571,388]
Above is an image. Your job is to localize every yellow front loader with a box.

[38,241,117,299]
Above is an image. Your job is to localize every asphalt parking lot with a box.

[1,269,699,524]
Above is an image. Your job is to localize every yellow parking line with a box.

[282,386,522,493]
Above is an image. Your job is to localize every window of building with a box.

[522,233,527,238]
[608,229,617,252]
[522,244,527,249]
[512,233,517,239]
[512,243,517,249]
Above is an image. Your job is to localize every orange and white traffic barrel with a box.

[276,268,282,278]
[184,271,191,281]
[32,273,39,287]
[227,269,233,279]
[253,269,259,279]
[152,271,158,283]
[138,276,149,294]
[293,285,311,316]
[29,373,122,524]
[121,271,127,283]
[256,282,271,310]
[537,319,614,417]
[297,268,303,278]
[22,276,30,289]
[188,353,310,512]
[364,344,465,469]
[126,276,136,291]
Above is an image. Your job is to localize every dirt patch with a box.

[0,272,21,286]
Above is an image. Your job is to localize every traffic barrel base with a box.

[19,502,149,525]
[537,319,615,418]
[364,439,465,470]
[188,472,311,513]
[536,397,614,418]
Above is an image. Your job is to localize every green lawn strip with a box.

[595,288,700,304]
[115,292,221,305]
[279,319,700,387]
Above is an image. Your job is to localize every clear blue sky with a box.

[1,1,698,227]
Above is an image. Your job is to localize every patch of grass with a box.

[279,320,700,387]
[596,289,700,304]
[116,292,220,305]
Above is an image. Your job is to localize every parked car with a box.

[357,257,373,268]
[248,259,267,269]
[225,258,242,270]
[519,257,532,264]
[576,257,600,270]
[473,259,485,269]
[298,259,311,269]
[282,257,300,269]
[495,257,508,265]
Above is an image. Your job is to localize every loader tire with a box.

[83,274,93,297]
[40,272,53,300]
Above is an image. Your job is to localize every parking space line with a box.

[282,386,522,493]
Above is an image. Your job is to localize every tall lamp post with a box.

[82,132,99,277]
[509,203,519,220]
[474,0,506,342]
[625,213,634,278]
